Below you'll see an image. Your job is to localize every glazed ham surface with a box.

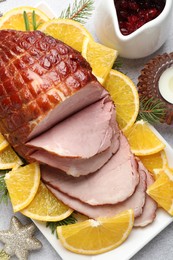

[0,30,107,157]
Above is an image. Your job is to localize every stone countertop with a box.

[0,0,173,259]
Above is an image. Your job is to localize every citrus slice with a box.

[152,168,164,180]
[39,18,93,52]
[125,120,165,156]
[5,162,40,212]
[0,145,23,170]
[153,166,173,180]
[147,170,173,216]
[82,38,118,83]
[0,6,49,30]
[0,133,8,152]
[104,69,139,132]
[57,209,134,255]
[138,150,168,175]
[21,182,73,221]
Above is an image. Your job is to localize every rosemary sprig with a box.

[46,214,77,235]
[23,11,42,31]
[59,0,94,24]
[23,11,30,31]
[137,96,166,124]
[112,58,123,72]
[0,172,9,205]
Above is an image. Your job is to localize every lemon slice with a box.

[0,133,8,152]
[138,150,168,175]
[39,18,93,52]
[82,38,118,83]
[0,145,23,170]
[147,169,173,215]
[0,6,49,30]
[125,120,165,156]
[57,209,134,255]
[21,182,73,222]
[5,163,40,212]
[104,69,139,132]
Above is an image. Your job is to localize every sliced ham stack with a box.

[0,30,157,227]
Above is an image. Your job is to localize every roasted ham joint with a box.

[0,29,157,226]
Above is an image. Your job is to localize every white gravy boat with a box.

[95,0,173,59]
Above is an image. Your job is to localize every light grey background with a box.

[0,0,173,259]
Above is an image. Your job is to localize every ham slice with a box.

[29,129,120,177]
[41,133,139,205]
[0,30,107,157]
[27,97,117,159]
[45,162,146,218]
[134,163,157,227]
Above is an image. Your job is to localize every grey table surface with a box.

[0,0,173,259]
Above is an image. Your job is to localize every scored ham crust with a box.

[0,30,107,157]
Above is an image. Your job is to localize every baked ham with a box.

[29,98,120,176]
[0,30,107,157]
[0,30,156,227]
[134,164,157,227]
[45,160,146,219]
[28,97,118,159]
[41,133,139,205]
[29,130,120,177]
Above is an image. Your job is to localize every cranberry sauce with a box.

[114,0,166,36]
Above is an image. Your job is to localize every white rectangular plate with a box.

[33,2,173,260]
[34,127,173,260]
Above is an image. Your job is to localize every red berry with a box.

[148,8,158,19]
[127,15,139,24]
[128,1,139,11]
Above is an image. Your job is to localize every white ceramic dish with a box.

[34,124,173,260]
[33,2,173,260]
[95,0,173,59]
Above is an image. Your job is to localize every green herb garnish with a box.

[46,214,77,236]
[112,58,123,71]
[23,10,42,31]
[0,171,9,205]
[23,11,30,31]
[59,0,94,24]
[137,96,166,124]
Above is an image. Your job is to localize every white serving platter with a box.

[34,126,173,260]
[33,2,173,260]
